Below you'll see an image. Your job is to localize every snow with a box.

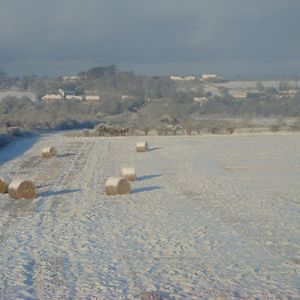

[0,133,299,299]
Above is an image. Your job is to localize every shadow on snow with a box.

[138,174,161,181]
[39,189,81,198]
[131,186,162,194]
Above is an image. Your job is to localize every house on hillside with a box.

[276,89,298,99]
[58,89,65,97]
[228,90,247,99]
[121,95,135,100]
[201,74,223,82]
[62,76,80,81]
[41,94,64,101]
[170,76,196,81]
[85,95,100,102]
[66,95,83,101]
[288,89,298,97]
[193,97,209,105]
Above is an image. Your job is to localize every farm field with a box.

[0,133,299,299]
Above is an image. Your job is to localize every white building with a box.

[201,74,223,82]
[66,95,83,101]
[41,94,64,101]
[170,76,196,81]
[288,89,298,96]
[228,90,247,99]
[85,95,100,102]
[62,76,80,81]
[121,95,135,100]
[58,89,65,96]
[193,97,209,105]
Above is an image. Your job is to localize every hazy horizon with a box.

[1,0,300,77]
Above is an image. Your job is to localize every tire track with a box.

[0,138,94,298]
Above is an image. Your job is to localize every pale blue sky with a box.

[0,0,299,76]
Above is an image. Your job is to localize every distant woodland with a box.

[0,65,300,140]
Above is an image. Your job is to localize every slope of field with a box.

[0,133,299,299]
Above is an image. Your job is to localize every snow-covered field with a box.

[0,133,299,299]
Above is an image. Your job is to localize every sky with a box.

[0,0,300,77]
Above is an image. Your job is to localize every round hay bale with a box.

[8,179,37,200]
[105,177,131,196]
[136,141,149,152]
[121,167,137,181]
[0,175,11,193]
[42,147,57,158]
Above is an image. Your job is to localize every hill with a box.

[0,66,300,137]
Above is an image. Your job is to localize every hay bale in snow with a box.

[42,147,57,158]
[105,177,131,196]
[0,175,11,193]
[8,179,37,199]
[121,167,137,181]
[136,141,149,152]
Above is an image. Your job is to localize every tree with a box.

[0,69,7,83]
[256,81,264,92]
[279,81,291,91]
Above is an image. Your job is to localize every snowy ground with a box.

[0,133,299,299]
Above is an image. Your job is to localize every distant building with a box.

[288,89,298,96]
[228,90,247,99]
[41,94,64,101]
[85,95,100,102]
[58,89,65,96]
[121,95,135,100]
[170,76,196,81]
[66,95,83,101]
[193,97,209,105]
[276,89,298,99]
[62,76,80,81]
[201,74,223,82]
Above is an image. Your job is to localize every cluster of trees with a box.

[196,92,300,117]
[0,97,98,130]
[0,69,52,98]
[1,66,300,135]
[76,65,175,99]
